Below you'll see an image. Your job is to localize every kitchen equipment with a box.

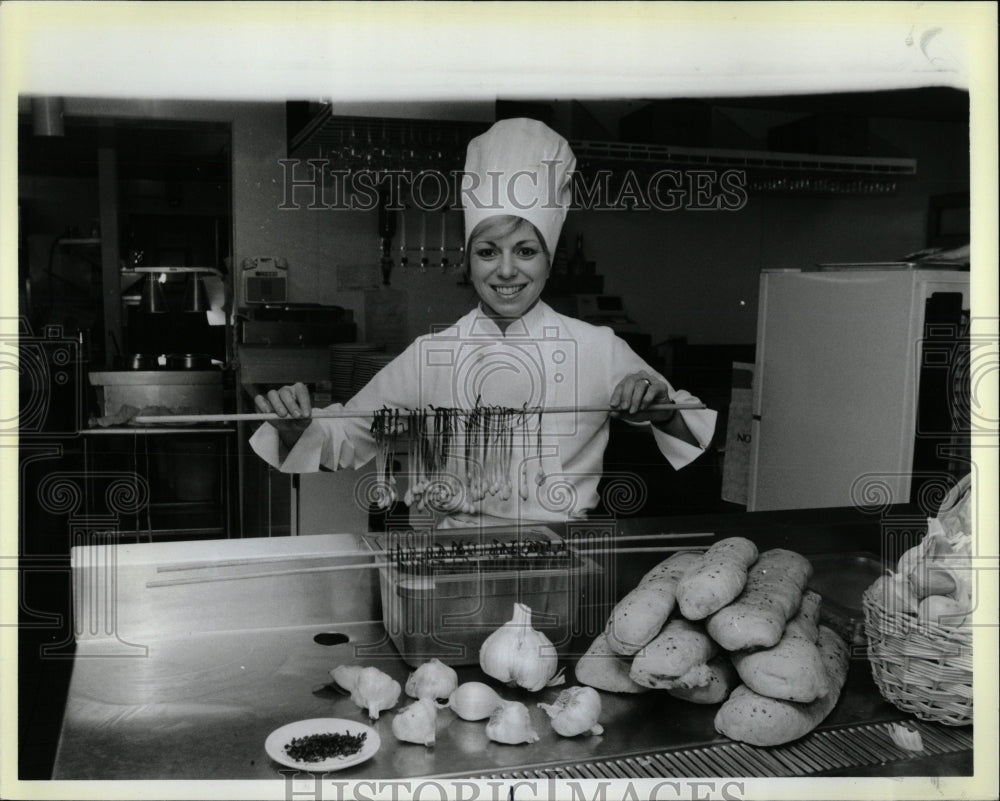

[165,353,213,370]
[237,303,356,346]
[242,256,288,304]
[114,353,159,371]
[362,526,603,667]
[125,268,227,363]
[747,267,969,511]
[89,369,223,417]
[139,273,168,313]
[182,274,210,312]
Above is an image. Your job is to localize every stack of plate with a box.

[329,343,383,402]
[350,352,399,396]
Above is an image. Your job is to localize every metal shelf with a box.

[289,109,917,179]
[120,266,223,276]
[572,139,916,176]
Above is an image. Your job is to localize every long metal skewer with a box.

[152,531,714,573]
[144,545,703,588]
[130,402,705,425]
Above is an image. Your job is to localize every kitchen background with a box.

[17,90,970,530]
[19,93,968,349]
[15,90,971,778]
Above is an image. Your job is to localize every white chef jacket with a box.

[250,301,717,526]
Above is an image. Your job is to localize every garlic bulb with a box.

[405,659,459,701]
[332,664,401,720]
[867,574,917,615]
[917,594,969,627]
[391,698,438,746]
[440,682,504,721]
[537,686,604,737]
[485,700,540,745]
[479,603,566,692]
[895,543,925,577]
[909,560,958,600]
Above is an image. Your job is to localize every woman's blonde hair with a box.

[464,215,551,273]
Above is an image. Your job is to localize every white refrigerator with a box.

[747,266,969,511]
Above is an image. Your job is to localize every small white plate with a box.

[265,718,380,772]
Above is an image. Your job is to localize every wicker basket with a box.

[862,474,973,726]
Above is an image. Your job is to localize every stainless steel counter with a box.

[54,620,951,781]
[53,513,974,781]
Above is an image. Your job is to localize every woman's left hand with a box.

[610,373,674,422]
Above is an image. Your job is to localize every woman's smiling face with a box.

[468,216,551,320]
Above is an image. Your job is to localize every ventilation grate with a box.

[458,721,972,780]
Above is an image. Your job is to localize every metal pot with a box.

[114,353,158,371]
[166,353,213,370]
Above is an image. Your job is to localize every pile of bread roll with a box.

[575,538,849,747]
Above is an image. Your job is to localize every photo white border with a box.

[1,3,996,800]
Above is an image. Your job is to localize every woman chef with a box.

[251,118,717,528]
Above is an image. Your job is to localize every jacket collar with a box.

[468,299,551,338]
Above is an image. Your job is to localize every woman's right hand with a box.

[254,382,313,452]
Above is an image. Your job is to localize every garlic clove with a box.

[330,664,363,692]
[917,594,968,627]
[349,666,402,720]
[895,543,925,577]
[405,658,459,701]
[909,559,958,600]
[867,574,918,615]
[537,686,603,737]
[485,701,540,745]
[442,682,505,721]
[391,698,438,747]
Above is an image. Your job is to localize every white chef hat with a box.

[462,118,576,254]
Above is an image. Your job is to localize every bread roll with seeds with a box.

[676,537,758,620]
[575,631,649,694]
[714,626,849,746]
[706,548,812,650]
[666,656,739,705]
[629,618,717,689]
[605,551,703,656]
[730,590,829,702]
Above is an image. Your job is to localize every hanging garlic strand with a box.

[535,406,547,486]
[519,405,529,501]
[383,401,541,517]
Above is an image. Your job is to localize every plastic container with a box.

[364,526,603,667]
